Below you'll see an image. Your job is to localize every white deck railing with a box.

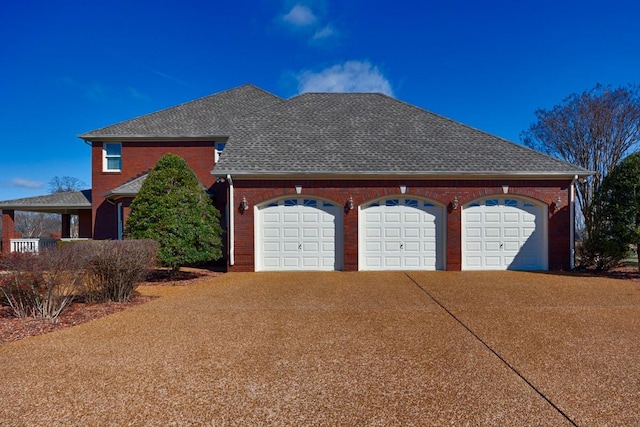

[10,238,59,253]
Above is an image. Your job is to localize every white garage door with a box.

[359,198,444,270]
[255,198,343,271]
[463,198,547,270]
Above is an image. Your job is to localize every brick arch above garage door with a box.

[462,196,548,271]
[254,197,343,271]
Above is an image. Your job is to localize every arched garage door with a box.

[462,197,548,270]
[255,198,343,271]
[359,198,445,270]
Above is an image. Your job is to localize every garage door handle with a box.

[400,243,403,250]
[298,243,302,251]
[500,243,503,248]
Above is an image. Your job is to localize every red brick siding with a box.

[229,179,573,272]
[91,141,218,239]
[1,210,15,254]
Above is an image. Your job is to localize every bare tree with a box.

[521,84,640,237]
[48,176,87,193]
[48,176,87,238]
[15,212,60,238]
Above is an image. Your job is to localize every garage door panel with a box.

[466,227,482,238]
[485,241,501,251]
[385,241,401,252]
[503,227,520,238]
[485,213,500,222]
[463,198,547,270]
[283,228,299,238]
[264,242,280,252]
[466,241,482,251]
[257,199,342,271]
[384,212,402,223]
[485,227,501,238]
[404,227,420,238]
[503,241,520,251]
[385,257,401,267]
[283,242,300,252]
[283,257,300,267]
[404,241,420,251]
[365,241,382,252]
[385,228,401,238]
[404,257,420,267]
[360,198,444,271]
[263,213,280,223]
[302,228,319,238]
[263,257,281,268]
[503,212,520,222]
[466,212,482,223]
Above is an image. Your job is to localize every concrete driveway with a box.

[0,271,638,426]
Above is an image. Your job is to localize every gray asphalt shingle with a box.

[79,84,588,176]
[215,92,587,176]
[79,84,282,139]
[0,190,91,213]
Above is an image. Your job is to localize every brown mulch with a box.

[0,268,221,345]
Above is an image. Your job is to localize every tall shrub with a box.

[82,240,158,303]
[125,153,223,273]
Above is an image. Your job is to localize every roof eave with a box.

[79,135,229,142]
[211,170,593,180]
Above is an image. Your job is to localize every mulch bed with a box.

[0,268,220,345]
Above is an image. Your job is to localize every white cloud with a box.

[297,61,394,96]
[11,178,45,189]
[282,4,317,27]
[312,24,336,41]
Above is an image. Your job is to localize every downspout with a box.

[227,174,235,266]
[570,175,577,269]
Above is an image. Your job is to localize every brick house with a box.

[1,84,590,271]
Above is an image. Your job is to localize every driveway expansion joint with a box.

[403,272,579,427]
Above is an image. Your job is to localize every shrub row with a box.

[0,240,158,322]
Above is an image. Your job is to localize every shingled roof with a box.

[213,92,589,177]
[0,190,91,214]
[79,84,282,139]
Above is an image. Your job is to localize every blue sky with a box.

[1,0,639,200]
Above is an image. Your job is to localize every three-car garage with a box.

[254,195,548,272]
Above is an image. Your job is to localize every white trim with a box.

[571,176,577,269]
[102,142,122,172]
[212,172,591,180]
[227,175,235,266]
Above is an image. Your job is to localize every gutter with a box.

[570,175,577,269]
[227,174,235,266]
[211,171,594,180]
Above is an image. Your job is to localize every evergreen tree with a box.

[125,153,223,272]
[584,152,640,270]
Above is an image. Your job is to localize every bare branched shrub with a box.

[82,240,158,303]
[35,245,90,320]
[0,248,88,322]
[0,253,41,318]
